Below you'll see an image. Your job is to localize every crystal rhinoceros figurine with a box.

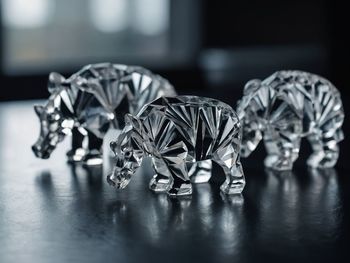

[237,70,344,171]
[107,96,245,196]
[32,63,176,165]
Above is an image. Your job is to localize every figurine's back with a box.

[262,70,343,137]
[62,63,175,135]
[137,96,241,162]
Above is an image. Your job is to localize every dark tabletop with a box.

[0,100,349,263]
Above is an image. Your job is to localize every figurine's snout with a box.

[107,168,132,189]
[106,174,116,187]
[32,144,51,159]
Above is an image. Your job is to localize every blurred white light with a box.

[89,0,128,33]
[133,0,169,35]
[2,0,52,28]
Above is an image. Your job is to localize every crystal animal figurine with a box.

[237,70,344,170]
[32,63,176,165]
[107,96,245,196]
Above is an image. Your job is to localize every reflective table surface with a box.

[0,100,349,263]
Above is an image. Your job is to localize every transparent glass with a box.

[237,70,344,170]
[107,96,246,196]
[32,63,175,165]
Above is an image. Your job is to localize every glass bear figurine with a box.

[237,70,344,171]
[107,96,245,196]
[32,63,176,165]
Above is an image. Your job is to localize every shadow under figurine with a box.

[237,70,344,171]
[32,63,176,165]
[107,96,245,196]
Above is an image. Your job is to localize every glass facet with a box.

[107,96,245,196]
[32,63,176,165]
[237,70,344,170]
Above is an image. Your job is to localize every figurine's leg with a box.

[307,129,341,168]
[149,157,172,192]
[67,127,87,162]
[263,127,301,171]
[165,160,192,197]
[83,131,103,166]
[214,144,245,194]
[188,160,212,183]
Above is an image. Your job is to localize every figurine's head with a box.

[107,114,144,189]
[240,115,263,157]
[32,72,74,159]
[32,103,73,159]
[237,79,263,157]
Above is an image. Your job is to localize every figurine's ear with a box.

[71,76,100,94]
[34,105,44,116]
[125,113,141,130]
[243,79,261,95]
[110,141,117,155]
[48,72,65,93]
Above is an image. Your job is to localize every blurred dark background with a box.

[0,0,349,101]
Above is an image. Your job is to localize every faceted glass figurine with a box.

[237,70,344,170]
[32,63,176,165]
[107,96,245,196]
